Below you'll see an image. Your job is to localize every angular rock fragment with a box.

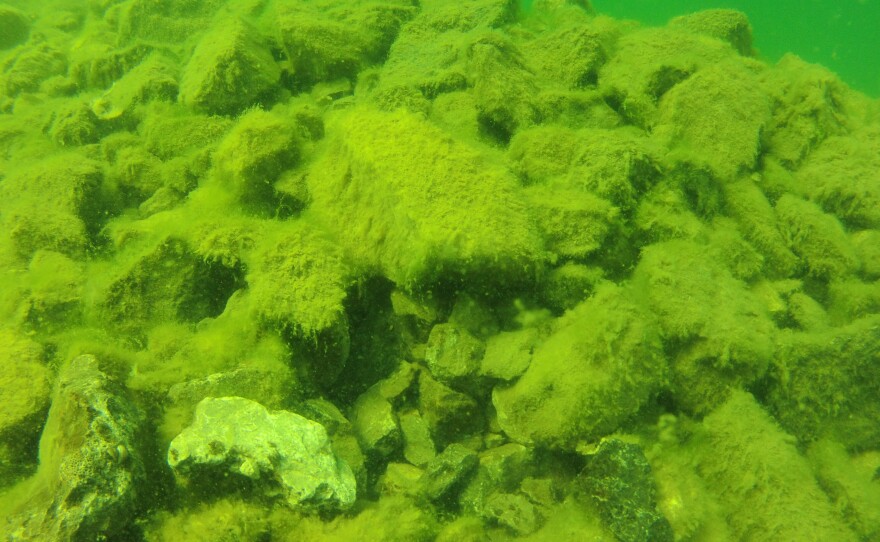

[425,323,485,389]
[179,18,280,115]
[578,438,673,542]
[399,409,436,468]
[1,355,146,541]
[419,443,479,504]
[418,372,483,447]
[351,387,401,459]
[168,396,356,512]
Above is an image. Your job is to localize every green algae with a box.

[1,0,880,540]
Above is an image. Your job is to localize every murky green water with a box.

[1,1,879,540]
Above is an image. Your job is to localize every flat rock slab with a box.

[168,396,356,512]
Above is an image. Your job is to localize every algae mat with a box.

[1,0,880,540]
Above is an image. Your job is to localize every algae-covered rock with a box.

[467,32,540,141]
[807,439,880,541]
[765,316,880,450]
[697,390,858,541]
[399,409,436,468]
[578,438,673,542]
[270,0,416,89]
[18,250,85,332]
[633,240,775,412]
[0,6,30,50]
[246,222,350,386]
[722,178,800,277]
[775,194,859,279]
[508,126,658,212]
[179,18,280,115]
[492,283,665,449]
[351,386,401,459]
[1,354,146,541]
[98,236,240,332]
[308,107,544,290]
[212,108,302,210]
[90,52,178,122]
[669,9,754,56]
[168,396,356,512]
[599,27,735,127]
[524,17,608,90]
[654,61,770,181]
[760,54,861,167]
[479,328,536,382]
[418,372,484,448]
[0,330,49,485]
[419,443,479,504]
[795,131,880,229]
[425,323,485,389]
[524,184,618,260]
[1,43,67,95]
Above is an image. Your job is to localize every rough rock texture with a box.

[307,107,544,290]
[0,330,50,485]
[1,355,146,541]
[579,438,673,542]
[168,396,356,511]
[697,391,858,541]
[493,283,666,449]
[179,18,280,115]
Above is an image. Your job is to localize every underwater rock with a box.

[425,323,485,390]
[90,52,178,122]
[599,27,735,127]
[1,354,146,541]
[578,438,673,542]
[508,126,658,212]
[460,443,534,516]
[168,396,356,512]
[351,386,401,459]
[775,194,859,279]
[722,178,801,277]
[698,391,858,541]
[419,443,479,504]
[493,283,665,449]
[482,492,542,535]
[179,18,280,115]
[270,0,416,89]
[377,0,514,102]
[524,16,607,90]
[669,9,754,56]
[852,230,880,279]
[418,372,484,448]
[0,5,30,49]
[98,236,238,332]
[766,316,880,450]
[1,43,67,95]
[795,131,880,230]
[655,60,770,181]
[399,409,436,468]
[760,54,863,168]
[0,330,49,485]
[479,328,536,382]
[467,32,541,141]
[308,107,544,290]
[633,240,775,413]
[524,184,618,260]
[212,107,302,210]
